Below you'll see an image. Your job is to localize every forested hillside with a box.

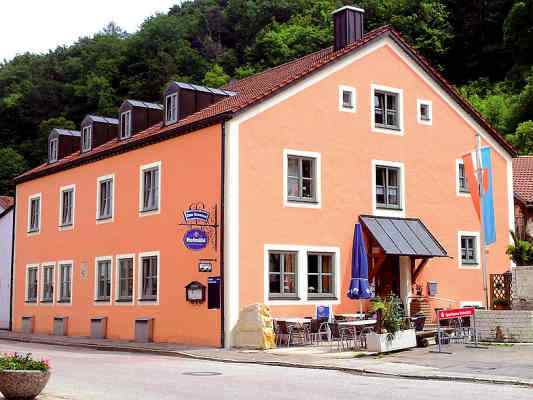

[1,0,532,194]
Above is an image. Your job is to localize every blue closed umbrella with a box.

[347,224,372,300]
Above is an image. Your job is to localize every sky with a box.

[0,0,178,62]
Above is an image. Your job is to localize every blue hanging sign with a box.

[184,209,210,223]
[183,229,208,251]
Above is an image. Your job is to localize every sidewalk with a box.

[1,331,532,387]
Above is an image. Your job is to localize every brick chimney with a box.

[333,5,365,51]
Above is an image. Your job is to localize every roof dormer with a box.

[80,115,118,153]
[163,82,236,126]
[48,129,81,163]
[118,100,163,139]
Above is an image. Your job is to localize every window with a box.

[458,161,469,194]
[307,253,335,298]
[165,93,178,124]
[96,259,111,301]
[140,163,160,213]
[375,165,401,209]
[461,235,478,266]
[120,111,132,139]
[42,265,54,302]
[58,263,72,303]
[374,91,399,129]
[117,257,134,302]
[268,252,298,299]
[81,126,92,152]
[287,156,316,202]
[140,255,158,301]
[97,176,114,220]
[28,194,41,233]
[339,85,356,112]
[26,266,38,303]
[59,186,74,227]
[49,138,58,162]
[417,100,432,125]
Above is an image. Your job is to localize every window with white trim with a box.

[49,137,58,162]
[287,156,316,203]
[268,251,298,299]
[120,110,132,139]
[96,259,111,301]
[141,165,160,212]
[339,85,356,112]
[26,266,38,303]
[374,90,400,130]
[375,165,401,209]
[458,161,469,193]
[28,195,41,233]
[461,235,478,265]
[117,257,134,302]
[97,177,113,220]
[165,93,178,124]
[81,125,92,152]
[42,265,54,302]
[417,100,432,124]
[307,253,335,298]
[58,263,72,303]
[140,255,158,301]
[60,187,74,227]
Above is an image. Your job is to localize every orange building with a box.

[13,7,516,348]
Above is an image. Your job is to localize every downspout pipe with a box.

[220,121,227,348]
[8,201,16,331]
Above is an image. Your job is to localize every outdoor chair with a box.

[306,319,329,345]
[275,320,306,347]
[328,322,357,351]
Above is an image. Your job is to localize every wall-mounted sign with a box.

[185,281,206,304]
[183,229,208,251]
[199,260,213,272]
[184,209,210,223]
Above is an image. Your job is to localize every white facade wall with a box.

[0,208,13,329]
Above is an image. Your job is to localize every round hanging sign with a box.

[183,229,208,251]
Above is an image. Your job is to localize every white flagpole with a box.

[475,132,490,309]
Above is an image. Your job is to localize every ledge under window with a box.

[57,299,71,304]
[40,300,53,304]
[268,295,300,301]
[116,298,133,303]
[95,298,111,303]
[25,300,37,304]
[375,123,401,131]
[308,296,338,301]
[138,297,157,302]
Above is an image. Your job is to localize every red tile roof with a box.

[15,26,515,183]
[0,196,14,212]
[513,156,533,205]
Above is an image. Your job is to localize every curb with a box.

[1,335,532,388]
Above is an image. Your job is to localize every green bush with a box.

[0,353,50,371]
[370,294,407,335]
[506,231,533,266]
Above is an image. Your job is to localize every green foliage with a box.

[0,353,50,371]
[203,64,230,87]
[0,147,27,195]
[370,294,407,335]
[506,231,533,266]
[507,120,533,155]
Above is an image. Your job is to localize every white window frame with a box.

[96,174,115,223]
[458,231,481,269]
[283,149,321,209]
[115,254,136,305]
[49,137,58,163]
[58,184,76,230]
[40,262,56,305]
[120,110,132,139]
[139,161,161,216]
[25,264,40,304]
[338,85,356,113]
[371,84,404,135]
[417,99,432,125]
[263,244,340,305]
[138,251,160,305]
[94,256,113,304]
[372,160,406,217]
[165,93,178,124]
[455,159,471,198]
[81,125,92,152]
[57,260,74,305]
[27,193,42,235]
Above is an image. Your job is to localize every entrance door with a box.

[374,255,400,298]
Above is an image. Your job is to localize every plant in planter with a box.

[493,298,510,310]
[506,231,533,266]
[0,353,51,400]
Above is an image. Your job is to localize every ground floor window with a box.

[41,265,54,302]
[268,252,298,299]
[118,257,134,302]
[307,253,335,298]
[140,255,158,301]
[96,259,111,301]
[26,266,38,303]
[59,263,72,302]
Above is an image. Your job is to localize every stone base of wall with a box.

[476,310,533,342]
[512,265,533,310]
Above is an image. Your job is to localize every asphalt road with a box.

[0,340,531,400]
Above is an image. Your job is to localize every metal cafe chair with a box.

[306,319,329,345]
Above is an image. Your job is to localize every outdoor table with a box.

[336,313,365,320]
[276,318,311,325]
[338,319,377,327]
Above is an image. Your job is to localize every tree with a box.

[0,147,27,195]
[507,120,533,155]
[202,64,230,87]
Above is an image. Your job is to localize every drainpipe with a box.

[219,121,226,348]
[8,201,16,331]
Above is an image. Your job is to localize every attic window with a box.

[81,126,92,152]
[165,93,178,124]
[49,137,58,163]
[120,111,132,139]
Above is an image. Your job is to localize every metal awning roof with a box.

[360,215,448,258]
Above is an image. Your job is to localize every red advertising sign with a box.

[438,307,475,320]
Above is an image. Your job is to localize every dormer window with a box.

[165,93,178,124]
[81,126,92,152]
[49,137,58,163]
[120,111,132,139]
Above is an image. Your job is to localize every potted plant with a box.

[0,353,51,400]
[506,231,533,266]
[365,294,416,353]
[493,298,509,310]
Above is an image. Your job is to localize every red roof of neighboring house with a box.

[513,156,533,205]
[0,196,14,214]
[15,26,516,184]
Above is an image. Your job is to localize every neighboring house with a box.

[0,196,14,330]
[12,7,516,348]
[513,156,533,239]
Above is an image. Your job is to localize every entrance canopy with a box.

[360,215,447,258]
